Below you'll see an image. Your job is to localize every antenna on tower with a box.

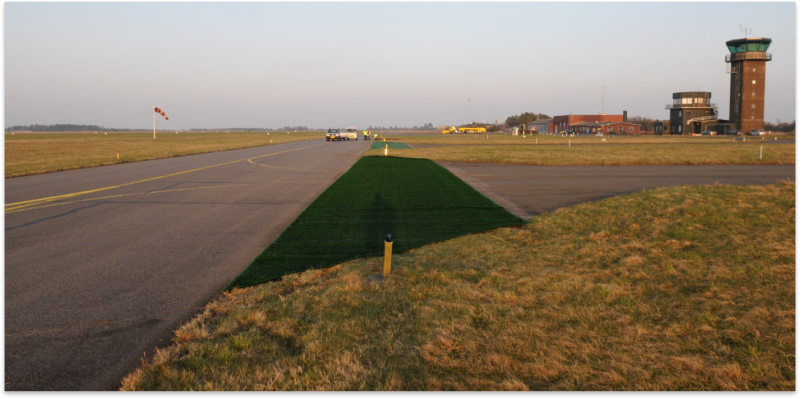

[740,23,752,38]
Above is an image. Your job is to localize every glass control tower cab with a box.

[725,37,771,132]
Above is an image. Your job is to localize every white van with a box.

[345,127,358,140]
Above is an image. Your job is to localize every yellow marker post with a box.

[117,152,120,160]
[383,234,393,277]
[385,144,388,156]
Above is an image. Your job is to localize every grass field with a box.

[4,131,323,178]
[225,156,524,289]
[122,181,794,391]
[380,133,795,146]
[364,142,795,166]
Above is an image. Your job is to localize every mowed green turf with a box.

[226,156,524,289]
[370,142,411,149]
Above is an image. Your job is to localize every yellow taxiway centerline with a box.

[6,179,330,215]
[5,143,324,213]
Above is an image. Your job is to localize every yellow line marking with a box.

[6,179,332,215]
[246,158,318,172]
[6,143,323,213]
[5,183,258,214]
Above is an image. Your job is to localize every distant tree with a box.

[764,120,795,132]
[5,124,135,132]
[504,112,550,127]
[627,116,657,133]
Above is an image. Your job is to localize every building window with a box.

[678,126,682,132]
[752,104,756,109]
[752,80,757,85]
[679,111,682,117]
[688,111,692,117]
[753,68,757,72]
[618,127,623,132]
[753,92,756,97]
[628,127,634,132]
[751,116,755,120]
[608,127,613,132]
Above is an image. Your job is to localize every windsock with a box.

[154,107,169,121]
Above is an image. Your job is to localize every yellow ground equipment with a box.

[442,126,487,134]
[363,130,372,140]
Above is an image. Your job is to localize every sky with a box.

[4,2,796,130]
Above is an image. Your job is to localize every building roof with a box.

[530,118,553,124]
[569,121,642,127]
[599,121,641,127]
[726,37,771,46]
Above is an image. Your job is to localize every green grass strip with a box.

[370,142,411,149]
[226,156,524,289]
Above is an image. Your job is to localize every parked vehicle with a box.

[726,129,741,135]
[442,126,487,134]
[701,130,717,136]
[345,127,358,140]
[326,128,341,141]
[751,130,766,136]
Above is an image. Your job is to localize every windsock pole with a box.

[153,103,156,140]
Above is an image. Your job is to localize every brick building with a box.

[656,36,772,134]
[569,121,641,135]
[552,113,623,133]
[726,37,771,132]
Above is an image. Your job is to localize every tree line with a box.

[504,112,551,127]
[626,116,657,132]
[367,123,435,131]
[764,120,795,133]
[5,124,135,132]
[189,126,313,132]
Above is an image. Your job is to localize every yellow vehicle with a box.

[442,126,486,134]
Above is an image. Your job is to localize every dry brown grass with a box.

[378,133,795,146]
[365,142,794,166]
[5,131,323,177]
[121,182,795,391]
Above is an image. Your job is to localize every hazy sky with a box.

[5,2,796,130]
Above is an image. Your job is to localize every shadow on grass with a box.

[225,156,524,290]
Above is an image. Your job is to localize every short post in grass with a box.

[760,145,763,160]
[117,152,119,160]
[385,144,388,156]
[383,234,393,277]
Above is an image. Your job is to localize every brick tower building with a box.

[725,37,772,132]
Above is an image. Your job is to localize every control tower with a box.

[725,37,771,132]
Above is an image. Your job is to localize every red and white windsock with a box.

[154,107,169,121]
